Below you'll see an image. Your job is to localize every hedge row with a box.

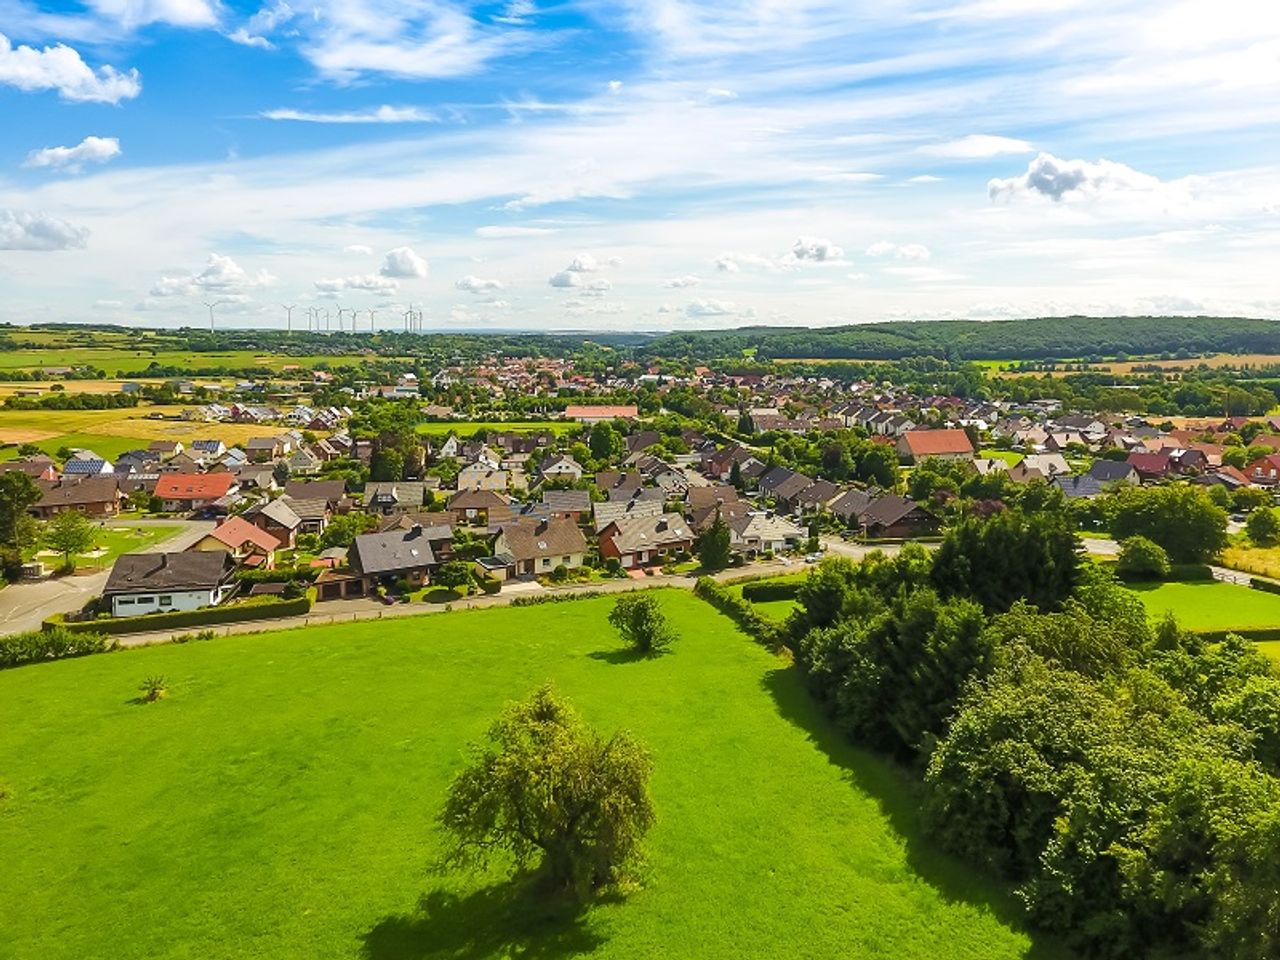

[741,579,803,603]
[1250,577,1280,596]
[693,577,784,649]
[509,589,612,607]
[1195,626,1280,643]
[1,626,115,669]
[1168,564,1214,581]
[233,567,322,584]
[46,595,312,636]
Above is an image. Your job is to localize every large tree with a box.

[697,508,732,571]
[440,685,655,897]
[46,509,97,567]
[1110,484,1228,564]
[0,472,41,546]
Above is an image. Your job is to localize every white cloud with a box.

[0,209,89,251]
[150,254,275,297]
[380,246,428,278]
[790,236,845,262]
[908,174,943,183]
[475,225,556,238]
[493,0,535,25]
[229,0,295,48]
[228,28,273,49]
[608,79,623,93]
[715,251,777,273]
[988,152,1164,203]
[23,136,121,174]
[567,253,599,272]
[548,270,578,288]
[314,274,399,296]
[686,298,737,317]
[0,33,141,104]
[866,241,931,260]
[85,0,217,30]
[456,274,504,293]
[706,87,737,100]
[923,134,1034,159]
[260,106,437,124]
[343,244,373,255]
[664,275,701,288]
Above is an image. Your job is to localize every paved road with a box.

[112,558,806,648]
[0,519,212,636]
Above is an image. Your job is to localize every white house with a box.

[101,552,236,617]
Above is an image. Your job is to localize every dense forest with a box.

[643,316,1280,361]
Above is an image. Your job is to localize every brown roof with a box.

[35,476,120,509]
[202,516,280,553]
[497,517,587,562]
[899,429,973,457]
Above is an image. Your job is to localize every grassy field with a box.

[0,406,287,461]
[978,448,1024,466]
[1220,545,1280,581]
[726,572,809,621]
[0,592,1061,960]
[1125,580,1280,632]
[1258,642,1280,666]
[416,420,582,438]
[0,346,380,374]
[29,523,183,569]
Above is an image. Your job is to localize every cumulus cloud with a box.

[23,136,121,173]
[715,251,776,273]
[866,241,931,261]
[790,236,845,262]
[548,270,579,288]
[380,246,428,278]
[314,274,399,297]
[923,134,1034,159]
[0,209,89,251]
[455,274,504,293]
[0,33,141,103]
[260,105,436,124]
[988,153,1163,203]
[150,254,275,298]
[685,298,737,317]
[228,0,295,48]
[567,253,598,272]
[664,275,701,288]
[89,0,218,30]
[548,252,619,288]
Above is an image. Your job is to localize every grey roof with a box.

[828,488,874,519]
[363,482,427,508]
[251,497,302,529]
[1088,460,1138,483]
[541,489,591,513]
[601,513,693,553]
[496,517,587,562]
[592,497,663,532]
[1052,475,1106,500]
[104,551,234,595]
[861,495,923,529]
[285,479,346,503]
[280,496,329,521]
[349,526,437,576]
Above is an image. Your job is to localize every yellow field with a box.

[1220,545,1280,581]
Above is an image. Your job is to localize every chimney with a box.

[657,518,668,532]
[407,523,422,539]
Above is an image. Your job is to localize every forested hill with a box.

[642,316,1280,361]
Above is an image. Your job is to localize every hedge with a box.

[509,590,612,607]
[1,626,115,669]
[1195,626,1280,643]
[46,595,312,636]
[233,567,322,584]
[1168,564,1214,582]
[694,577,784,649]
[741,579,803,603]
[478,576,501,595]
[1250,577,1280,596]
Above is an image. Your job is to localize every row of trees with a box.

[786,514,1280,957]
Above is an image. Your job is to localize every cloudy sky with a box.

[1,0,1278,332]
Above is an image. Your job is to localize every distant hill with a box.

[642,316,1280,362]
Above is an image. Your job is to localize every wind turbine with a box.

[202,300,230,332]
[281,303,295,333]
[367,309,377,333]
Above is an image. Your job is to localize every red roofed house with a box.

[1127,451,1175,482]
[563,405,639,424]
[155,473,239,513]
[1246,454,1280,487]
[895,429,974,463]
[189,516,280,568]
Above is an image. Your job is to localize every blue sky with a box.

[1,0,1278,331]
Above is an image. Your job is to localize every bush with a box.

[138,675,168,703]
[0,546,24,583]
[741,579,803,603]
[694,577,784,649]
[1251,577,1280,596]
[604,557,622,575]
[1248,507,1280,546]
[550,564,569,583]
[45,595,311,636]
[0,626,115,669]
[608,593,676,655]
[1116,535,1172,581]
[479,575,501,595]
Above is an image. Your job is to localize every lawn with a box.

[1125,580,1280,632]
[977,448,1024,466]
[0,592,1061,960]
[1258,642,1280,667]
[416,420,582,439]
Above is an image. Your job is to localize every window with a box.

[118,598,135,606]
[159,596,172,607]
[562,555,571,564]
[542,557,551,568]
[137,596,154,605]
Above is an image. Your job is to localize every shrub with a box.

[604,557,622,575]
[1247,507,1280,547]
[1116,535,1172,581]
[741,579,803,603]
[694,577,783,649]
[550,564,569,583]
[138,675,168,703]
[0,546,24,583]
[0,626,115,669]
[45,595,311,636]
[479,575,501,595]
[608,593,676,655]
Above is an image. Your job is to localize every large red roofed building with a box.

[895,429,974,463]
[155,473,239,512]
[563,405,639,423]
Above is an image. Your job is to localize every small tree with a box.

[46,509,97,568]
[1247,507,1280,547]
[433,560,473,591]
[697,508,732,572]
[608,593,676,655]
[440,685,655,897]
[1117,535,1172,580]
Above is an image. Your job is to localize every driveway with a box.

[0,518,212,636]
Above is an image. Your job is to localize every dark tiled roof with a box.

[104,551,234,595]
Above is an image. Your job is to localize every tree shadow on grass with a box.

[759,665,1073,960]
[585,647,659,665]
[361,882,605,960]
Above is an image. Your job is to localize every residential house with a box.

[63,451,114,476]
[189,516,280,568]
[457,463,510,491]
[154,473,239,513]
[245,497,301,549]
[348,524,438,590]
[1128,451,1176,482]
[279,496,331,534]
[147,440,184,460]
[31,476,122,519]
[536,454,584,483]
[599,513,694,568]
[363,482,429,515]
[828,488,875,524]
[595,470,644,497]
[728,512,805,556]
[1088,460,1140,487]
[448,489,513,525]
[492,517,588,577]
[592,497,664,533]
[896,429,974,464]
[541,489,592,521]
[287,447,323,475]
[860,495,936,538]
[285,479,348,508]
[0,458,58,482]
[245,436,289,463]
[102,551,236,617]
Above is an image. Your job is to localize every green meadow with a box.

[0,592,1062,960]
[1125,580,1280,632]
